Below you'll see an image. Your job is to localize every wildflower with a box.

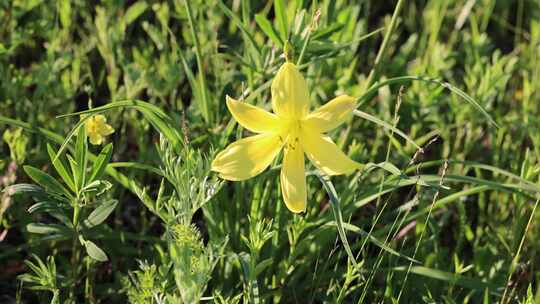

[212,63,361,213]
[85,115,114,145]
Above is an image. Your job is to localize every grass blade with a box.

[358,76,498,128]
[316,172,360,271]
[255,14,283,48]
[353,109,421,150]
[274,0,288,42]
[392,265,497,290]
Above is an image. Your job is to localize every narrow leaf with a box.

[316,173,360,270]
[75,125,87,191]
[23,166,72,199]
[274,0,288,41]
[392,266,496,290]
[3,183,48,200]
[27,223,71,235]
[88,143,113,183]
[124,1,148,25]
[255,14,283,47]
[84,240,108,262]
[47,144,76,192]
[84,200,118,228]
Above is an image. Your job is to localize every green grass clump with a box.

[1,0,540,303]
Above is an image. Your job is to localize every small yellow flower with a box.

[85,115,115,145]
[211,63,361,213]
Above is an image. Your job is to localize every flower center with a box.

[282,119,302,151]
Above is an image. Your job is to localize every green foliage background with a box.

[1,0,539,303]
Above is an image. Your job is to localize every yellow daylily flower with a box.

[85,114,115,145]
[212,62,361,213]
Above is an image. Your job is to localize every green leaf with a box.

[364,161,402,176]
[312,23,346,40]
[47,144,75,192]
[254,258,273,277]
[84,240,108,262]
[66,155,80,193]
[84,200,118,228]
[124,1,148,25]
[26,202,71,227]
[108,162,162,176]
[28,201,54,213]
[88,143,113,183]
[27,223,71,236]
[274,0,288,41]
[391,266,496,290]
[59,0,71,29]
[3,183,48,200]
[23,166,72,199]
[254,14,283,47]
[75,125,87,191]
[316,173,359,270]
[81,180,112,196]
[0,115,64,145]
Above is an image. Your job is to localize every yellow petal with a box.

[84,118,95,134]
[280,144,307,213]
[85,115,114,141]
[88,133,103,145]
[303,95,356,133]
[93,115,107,124]
[98,123,115,136]
[271,63,310,119]
[301,131,361,175]
[226,96,281,133]
[211,133,283,181]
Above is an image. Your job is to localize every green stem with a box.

[364,0,405,89]
[69,236,79,301]
[85,258,95,304]
[297,8,320,66]
[296,30,312,66]
[397,161,449,301]
[183,0,211,123]
[500,198,539,304]
[69,199,81,301]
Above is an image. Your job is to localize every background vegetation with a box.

[1,0,539,303]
